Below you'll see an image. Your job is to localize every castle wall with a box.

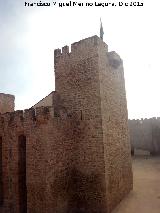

[98,45,132,211]
[55,36,102,119]
[0,35,132,213]
[129,118,160,154]
[54,35,132,212]
[54,36,108,212]
[0,107,76,213]
[0,93,15,114]
[0,107,112,213]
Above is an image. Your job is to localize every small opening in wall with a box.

[80,110,83,120]
[18,135,27,213]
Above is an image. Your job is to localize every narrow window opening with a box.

[18,135,27,213]
[80,110,83,120]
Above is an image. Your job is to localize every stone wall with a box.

[129,118,160,154]
[54,35,133,212]
[55,36,108,212]
[0,106,76,213]
[0,93,15,114]
[0,35,132,213]
[98,48,133,211]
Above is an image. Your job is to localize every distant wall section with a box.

[0,93,15,114]
[129,118,160,154]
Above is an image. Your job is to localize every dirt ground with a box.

[112,156,160,213]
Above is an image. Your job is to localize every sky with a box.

[0,0,160,119]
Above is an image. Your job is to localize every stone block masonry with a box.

[54,35,133,212]
[0,35,133,213]
[0,107,75,213]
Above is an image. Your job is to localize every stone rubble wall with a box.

[0,35,133,213]
[54,35,132,212]
[98,45,133,212]
[0,106,77,213]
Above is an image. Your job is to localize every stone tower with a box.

[54,35,133,212]
[0,93,15,114]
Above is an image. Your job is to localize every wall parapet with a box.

[54,35,108,66]
[0,106,76,128]
[129,117,160,123]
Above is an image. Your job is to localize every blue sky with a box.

[0,0,160,118]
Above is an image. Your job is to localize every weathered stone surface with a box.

[0,93,15,114]
[0,35,132,213]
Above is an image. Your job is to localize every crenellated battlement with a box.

[54,35,108,65]
[0,106,74,127]
[129,117,160,123]
[54,36,123,75]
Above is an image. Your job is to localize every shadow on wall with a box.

[51,168,107,213]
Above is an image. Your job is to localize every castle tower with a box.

[0,93,15,114]
[54,35,133,212]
